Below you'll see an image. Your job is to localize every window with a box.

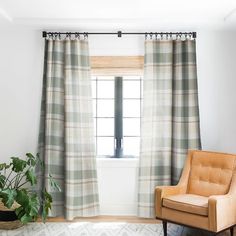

[92,76,142,158]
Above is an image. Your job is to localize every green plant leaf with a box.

[15,190,40,223]
[26,153,36,166]
[0,175,6,188]
[15,206,23,217]
[0,189,17,208]
[20,214,32,224]
[26,153,34,159]
[36,153,45,170]
[25,170,37,186]
[42,205,47,223]
[15,189,29,206]
[29,195,40,216]
[44,189,52,203]
[15,206,25,221]
[0,163,6,171]
[49,174,61,192]
[27,158,36,166]
[41,188,53,222]
[11,157,27,173]
[0,163,10,171]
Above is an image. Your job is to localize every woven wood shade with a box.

[91,56,144,76]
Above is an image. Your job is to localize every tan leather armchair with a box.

[155,150,236,236]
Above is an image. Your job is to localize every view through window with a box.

[92,76,142,158]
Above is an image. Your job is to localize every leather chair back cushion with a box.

[187,151,236,197]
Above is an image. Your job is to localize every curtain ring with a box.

[150,32,153,40]
[145,33,147,40]
[161,33,163,40]
[75,33,80,40]
[83,32,88,40]
[66,32,70,39]
[155,33,158,40]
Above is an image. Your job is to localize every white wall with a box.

[0,30,43,158]
[197,31,236,153]
[0,29,236,215]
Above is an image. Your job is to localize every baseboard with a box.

[99,203,137,216]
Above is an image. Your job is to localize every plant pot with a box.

[0,200,23,230]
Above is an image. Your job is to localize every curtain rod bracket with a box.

[117,31,122,37]
[42,31,47,38]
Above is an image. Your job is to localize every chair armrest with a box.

[155,185,186,218]
[209,171,236,232]
[208,194,236,232]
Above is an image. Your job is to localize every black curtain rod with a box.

[42,31,197,38]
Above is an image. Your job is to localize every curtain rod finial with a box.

[42,31,47,38]
[193,32,197,38]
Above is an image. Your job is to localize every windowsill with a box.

[96,157,139,168]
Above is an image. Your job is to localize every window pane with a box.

[97,137,114,156]
[92,80,96,98]
[97,100,114,117]
[123,80,140,98]
[97,118,114,136]
[123,118,140,136]
[123,100,140,117]
[123,137,140,156]
[97,80,114,98]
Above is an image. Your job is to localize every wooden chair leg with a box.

[230,227,234,236]
[162,220,167,236]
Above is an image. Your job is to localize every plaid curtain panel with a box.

[38,39,99,220]
[138,39,201,218]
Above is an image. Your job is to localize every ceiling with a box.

[0,0,236,31]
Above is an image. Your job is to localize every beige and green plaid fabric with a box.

[138,39,201,218]
[38,39,99,220]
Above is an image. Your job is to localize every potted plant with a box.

[0,153,60,229]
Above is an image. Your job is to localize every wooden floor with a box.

[45,215,158,224]
[45,216,235,235]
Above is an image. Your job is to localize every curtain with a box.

[38,39,99,220]
[138,39,201,218]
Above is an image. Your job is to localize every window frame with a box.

[91,56,144,158]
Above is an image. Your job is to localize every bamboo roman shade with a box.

[91,56,144,76]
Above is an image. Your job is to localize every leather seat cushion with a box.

[162,194,208,216]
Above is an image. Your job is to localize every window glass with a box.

[97,100,114,117]
[97,80,114,98]
[92,76,142,157]
[123,80,140,98]
[123,118,140,136]
[123,100,140,117]
[97,137,114,156]
[97,118,114,136]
